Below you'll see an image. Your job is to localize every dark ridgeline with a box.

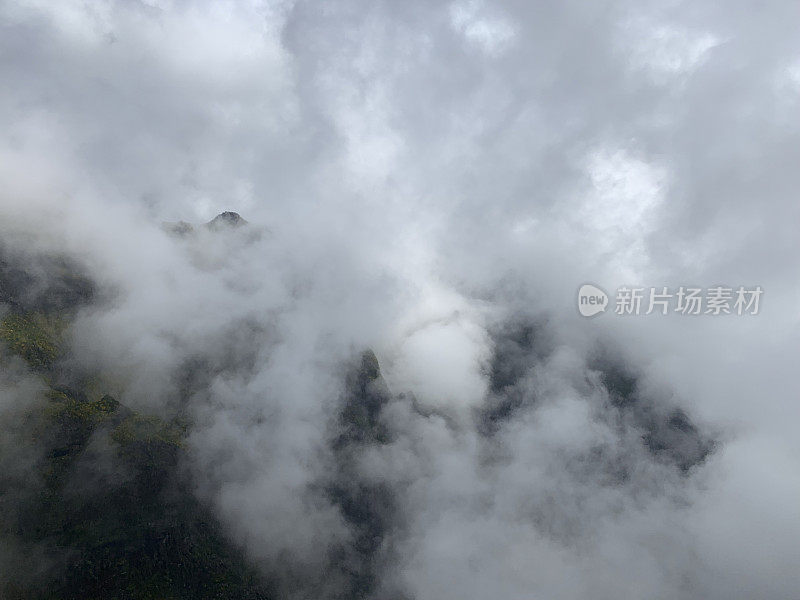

[323,350,408,600]
[0,240,272,600]
[477,318,714,478]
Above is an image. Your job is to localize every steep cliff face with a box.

[480,320,714,474]
[0,242,272,600]
[324,350,404,600]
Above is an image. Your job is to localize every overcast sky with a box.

[1,1,799,598]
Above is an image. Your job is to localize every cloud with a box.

[1,0,799,598]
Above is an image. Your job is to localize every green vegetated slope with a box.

[0,312,64,369]
[0,255,271,599]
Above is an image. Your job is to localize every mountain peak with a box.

[206,211,247,230]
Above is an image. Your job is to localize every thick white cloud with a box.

[1,0,799,598]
